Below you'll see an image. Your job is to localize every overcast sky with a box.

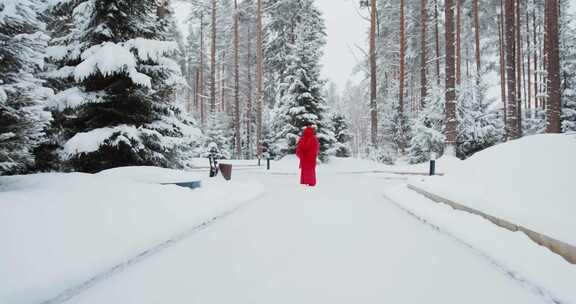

[315,0,367,92]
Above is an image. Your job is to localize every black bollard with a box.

[429,160,436,176]
[258,158,261,167]
[267,158,270,170]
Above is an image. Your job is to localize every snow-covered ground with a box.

[54,172,548,304]
[0,167,262,303]
[385,185,576,304]
[409,134,576,246]
[2,141,574,303]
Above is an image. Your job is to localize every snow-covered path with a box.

[65,172,546,304]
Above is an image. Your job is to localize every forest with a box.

[0,0,574,175]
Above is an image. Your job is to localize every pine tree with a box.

[0,0,52,174]
[264,0,304,106]
[330,113,352,158]
[456,78,502,158]
[44,0,202,172]
[270,0,335,161]
[408,85,445,164]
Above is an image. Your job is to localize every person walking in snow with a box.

[296,125,320,187]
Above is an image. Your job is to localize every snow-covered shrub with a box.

[330,113,352,157]
[408,86,445,164]
[456,78,502,158]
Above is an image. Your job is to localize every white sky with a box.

[315,0,368,92]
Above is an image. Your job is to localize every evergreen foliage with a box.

[330,113,352,158]
[0,0,52,175]
[42,0,201,173]
[269,0,336,161]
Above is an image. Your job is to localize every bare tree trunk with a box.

[246,24,253,159]
[526,5,532,116]
[398,0,406,153]
[370,0,378,146]
[543,0,548,110]
[545,0,561,132]
[498,17,507,127]
[456,0,461,85]
[420,0,428,108]
[210,0,217,115]
[234,0,241,158]
[256,0,264,158]
[532,0,538,111]
[434,0,441,86]
[220,50,226,113]
[473,0,481,81]
[516,0,523,134]
[199,13,206,125]
[194,67,199,112]
[505,0,519,139]
[445,0,457,154]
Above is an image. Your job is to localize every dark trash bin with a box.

[219,163,232,181]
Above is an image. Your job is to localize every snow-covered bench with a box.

[161,180,202,189]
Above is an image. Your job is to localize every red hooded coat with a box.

[296,127,320,186]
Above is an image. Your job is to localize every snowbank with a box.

[0,167,263,304]
[410,134,576,246]
[385,185,576,304]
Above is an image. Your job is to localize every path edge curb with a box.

[407,184,576,265]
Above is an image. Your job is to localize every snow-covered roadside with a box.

[409,134,576,247]
[384,184,576,304]
[0,167,263,304]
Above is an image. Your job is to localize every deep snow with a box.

[0,167,262,303]
[61,172,546,304]
[409,134,576,246]
[1,141,574,303]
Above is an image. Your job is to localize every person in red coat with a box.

[296,125,320,186]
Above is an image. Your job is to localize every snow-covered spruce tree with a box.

[408,85,445,164]
[330,113,352,158]
[203,112,232,159]
[44,0,202,173]
[456,77,502,159]
[0,0,52,175]
[270,0,335,161]
[263,0,305,108]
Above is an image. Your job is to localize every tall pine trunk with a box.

[456,0,461,85]
[505,0,519,139]
[370,0,378,146]
[444,0,457,154]
[234,0,241,158]
[199,13,205,125]
[210,0,217,115]
[545,0,561,132]
[256,0,264,157]
[516,0,523,134]
[398,0,406,152]
[526,6,532,115]
[246,24,253,159]
[498,13,507,128]
[420,0,428,108]
[473,0,481,81]
[434,0,441,86]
